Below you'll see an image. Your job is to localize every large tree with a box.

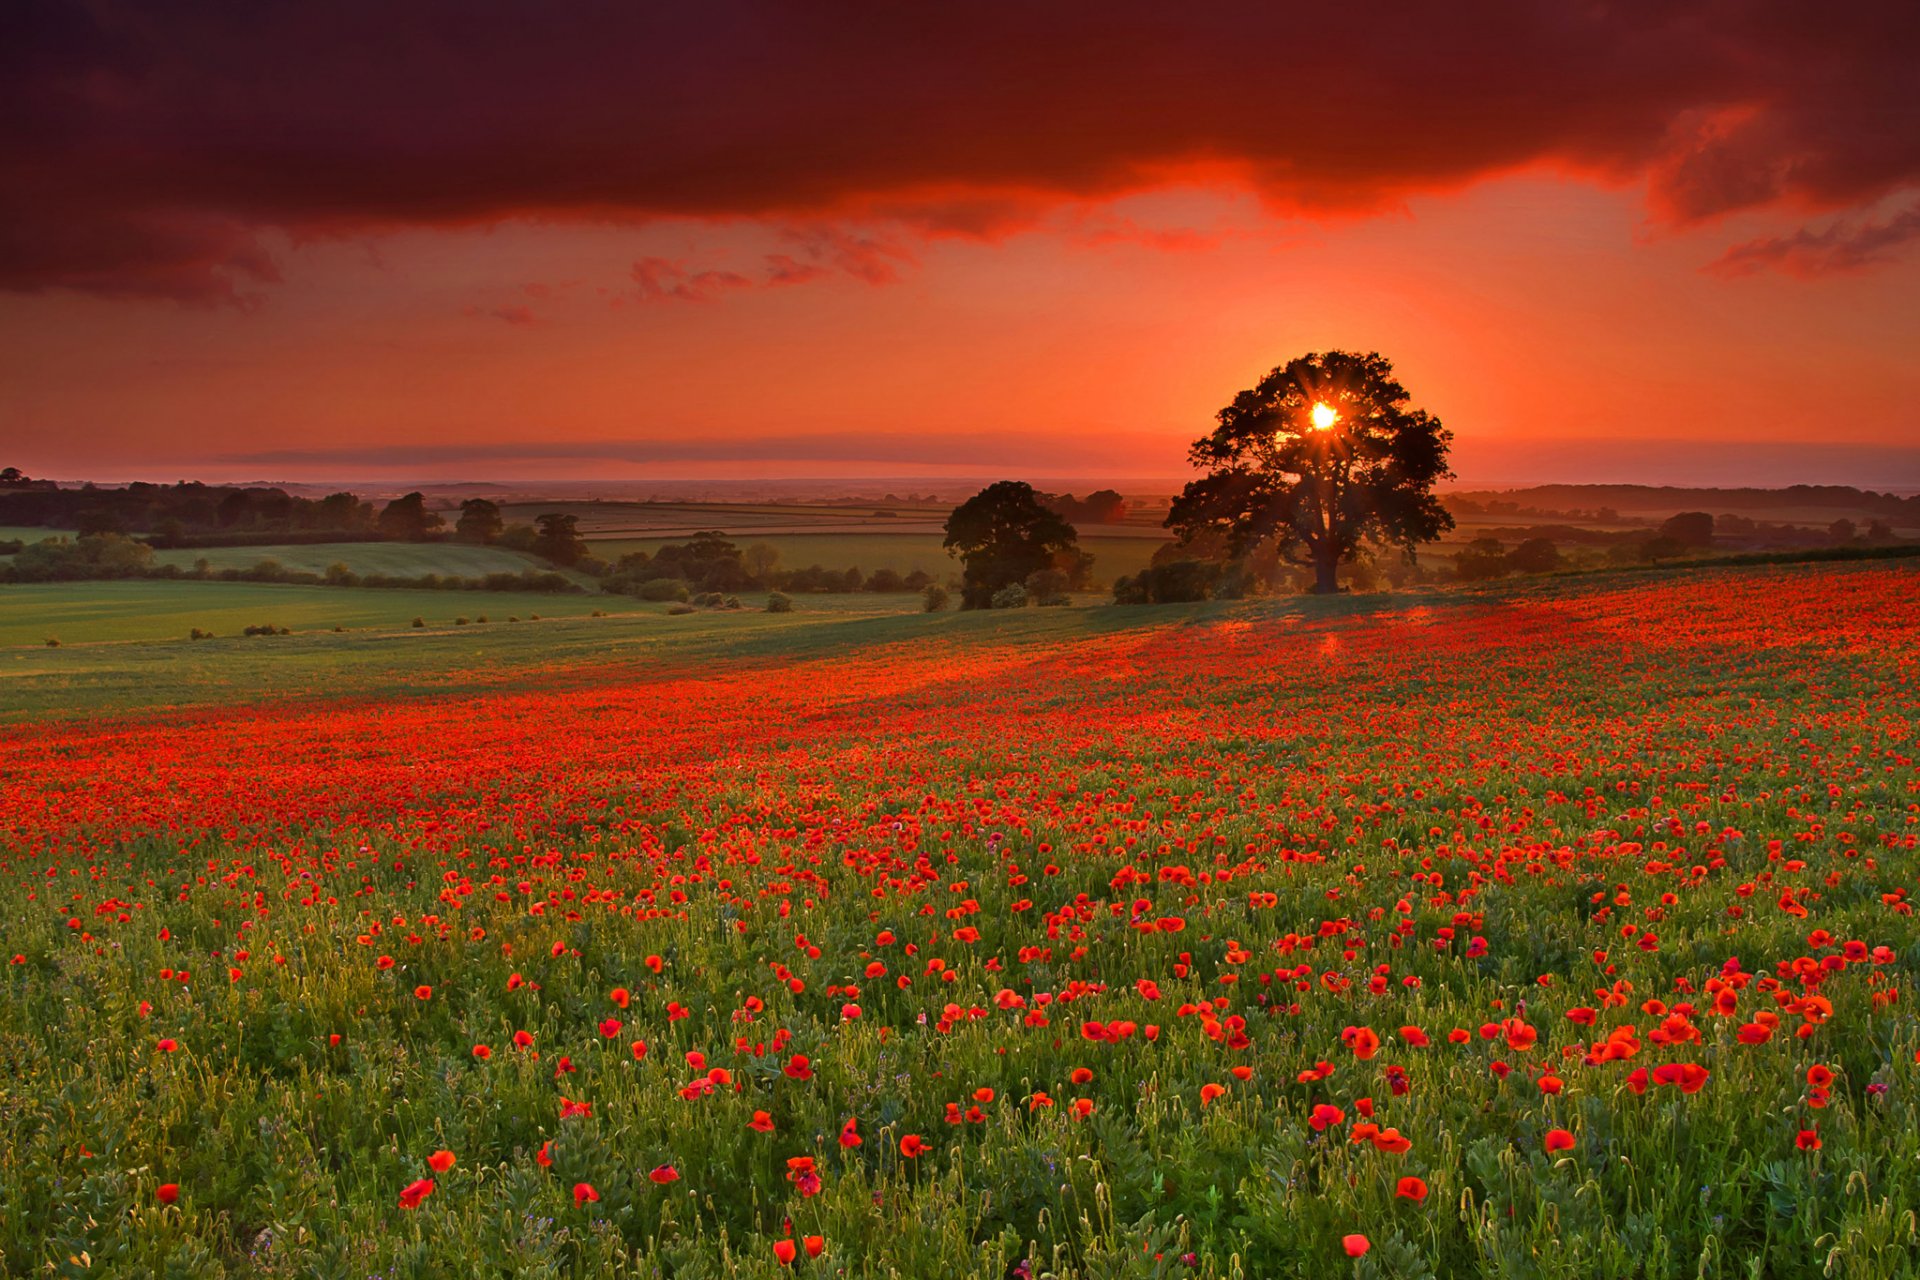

[944,481,1080,609]
[1168,350,1453,594]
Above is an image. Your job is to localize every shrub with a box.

[454,616,469,626]
[189,628,215,640]
[1024,568,1072,606]
[44,636,59,647]
[990,582,1029,609]
[241,624,290,636]
[1112,560,1222,605]
[411,617,425,628]
[766,591,794,613]
[666,602,697,616]
[638,578,690,602]
[922,584,950,612]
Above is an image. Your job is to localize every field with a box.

[3,561,1918,1278]
[592,532,1170,585]
[145,541,565,579]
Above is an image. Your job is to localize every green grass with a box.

[0,579,630,648]
[145,540,562,578]
[0,526,73,545]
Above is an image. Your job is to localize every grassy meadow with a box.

[2,560,1918,1278]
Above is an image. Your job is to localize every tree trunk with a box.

[1312,550,1340,595]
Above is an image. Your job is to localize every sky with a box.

[3,1,1918,488]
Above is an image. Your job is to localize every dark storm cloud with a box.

[5,0,1918,302]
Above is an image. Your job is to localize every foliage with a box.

[378,492,447,541]
[921,583,950,612]
[945,482,1082,609]
[1168,351,1454,594]
[456,499,505,544]
[534,514,590,567]
[1113,559,1223,604]
[765,590,793,613]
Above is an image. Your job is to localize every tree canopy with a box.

[455,498,504,543]
[376,492,445,541]
[944,481,1080,608]
[1167,350,1453,594]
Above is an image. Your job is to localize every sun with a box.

[1309,401,1339,431]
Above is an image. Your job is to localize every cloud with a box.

[5,1,1918,301]
[630,257,755,303]
[1704,201,1920,278]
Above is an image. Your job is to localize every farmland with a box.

[2,561,1918,1278]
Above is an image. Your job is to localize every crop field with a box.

[144,541,564,580]
[2,561,1918,1278]
[0,580,634,650]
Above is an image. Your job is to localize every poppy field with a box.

[3,562,1918,1279]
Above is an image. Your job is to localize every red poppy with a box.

[156,1182,180,1205]
[804,1235,825,1258]
[773,1239,797,1266]
[749,1110,776,1133]
[1200,1083,1226,1107]
[1796,1128,1822,1151]
[1309,1104,1346,1132]
[1545,1128,1576,1153]
[839,1117,862,1148]
[413,985,432,1001]
[573,1182,600,1206]
[900,1134,929,1158]
[155,1038,178,1053]
[472,1044,491,1060]
[1396,1176,1428,1202]
[428,1150,455,1173]
[1342,1234,1370,1257]
[398,1178,434,1210]
[599,1017,622,1038]
[649,1164,681,1184]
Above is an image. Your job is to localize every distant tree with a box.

[1659,511,1715,548]
[0,467,28,486]
[865,567,909,592]
[74,508,124,537]
[649,531,751,591]
[1453,537,1510,582]
[1866,518,1894,543]
[1640,535,1687,562]
[1024,567,1072,606]
[944,481,1081,609]
[378,492,445,541]
[532,513,588,566]
[456,498,504,543]
[1167,350,1453,594]
[1506,537,1562,574]
[743,542,781,585]
[921,583,950,612]
[1113,559,1221,604]
[1828,518,1858,543]
[316,491,366,529]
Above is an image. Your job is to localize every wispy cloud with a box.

[1705,201,1920,278]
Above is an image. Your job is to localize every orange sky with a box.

[3,3,1917,487]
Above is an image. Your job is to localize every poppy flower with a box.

[573,1182,600,1206]
[1796,1129,1822,1151]
[1342,1234,1370,1257]
[649,1165,680,1184]
[749,1110,776,1133]
[1396,1176,1428,1202]
[610,986,631,1008]
[900,1134,929,1158]
[536,1142,553,1168]
[1200,1083,1226,1107]
[630,1040,648,1061]
[805,1235,826,1258]
[773,1239,797,1266]
[599,1017,622,1038]
[839,1117,862,1147]
[1545,1128,1576,1153]
[428,1150,456,1173]
[156,1182,180,1205]
[1309,1104,1346,1132]
[413,986,431,1001]
[398,1178,435,1210]
[472,1044,492,1060]
[155,1038,178,1053]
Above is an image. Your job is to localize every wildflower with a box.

[413,985,431,1000]
[1545,1128,1576,1153]
[900,1134,929,1158]
[649,1165,680,1184]
[428,1150,455,1173]
[156,1183,180,1205]
[398,1178,434,1209]
[1796,1129,1822,1151]
[773,1239,797,1266]
[573,1182,600,1206]
[1396,1176,1428,1202]
[1342,1234,1370,1257]
[749,1110,776,1133]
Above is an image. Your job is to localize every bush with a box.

[666,602,697,616]
[44,636,59,647]
[189,628,215,640]
[241,624,290,637]
[454,616,469,625]
[990,583,1029,609]
[638,577,691,602]
[1114,560,1220,604]
[1024,568,1071,606]
[766,591,793,613]
[921,584,950,612]
[411,617,425,628]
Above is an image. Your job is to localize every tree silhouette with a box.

[456,498,504,543]
[532,513,587,566]
[1168,351,1453,594]
[377,492,445,541]
[944,481,1080,608]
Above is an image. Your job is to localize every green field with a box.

[593,531,1170,584]
[144,540,565,578]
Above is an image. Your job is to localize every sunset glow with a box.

[1309,402,1340,432]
